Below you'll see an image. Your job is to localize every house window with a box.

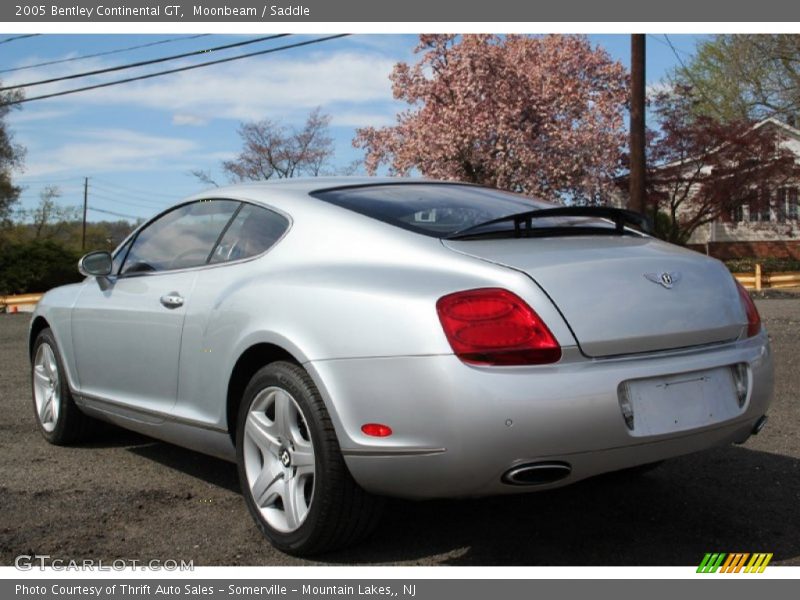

[789,188,799,221]
[750,190,772,222]
[748,203,760,222]
[731,205,745,222]
[761,193,772,222]
[776,188,787,223]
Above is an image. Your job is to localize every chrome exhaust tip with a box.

[752,415,768,435]
[502,461,572,486]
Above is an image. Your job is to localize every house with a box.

[616,117,800,260]
[687,118,800,260]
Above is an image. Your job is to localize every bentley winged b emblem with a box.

[644,271,682,289]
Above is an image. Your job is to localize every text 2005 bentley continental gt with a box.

[29,178,773,554]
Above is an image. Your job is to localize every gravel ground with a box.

[1,301,798,566]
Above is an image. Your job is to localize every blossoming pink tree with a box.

[354,34,629,203]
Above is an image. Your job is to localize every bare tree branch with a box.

[220,108,335,183]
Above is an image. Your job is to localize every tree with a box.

[1,87,24,223]
[639,86,800,244]
[354,34,629,203]
[27,186,80,239]
[221,108,335,182]
[673,35,800,123]
[8,185,81,241]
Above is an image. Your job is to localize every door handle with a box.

[160,292,184,309]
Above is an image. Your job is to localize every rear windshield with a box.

[310,183,553,238]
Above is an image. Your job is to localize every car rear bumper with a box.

[307,331,773,499]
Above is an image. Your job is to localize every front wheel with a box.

[31,328,97,444]
[236,361,383,555]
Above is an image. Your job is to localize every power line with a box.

[91,188,167,206]
[647,34,691,57]
[89,190,166,210]
[0,34,40,46]
[91,179,176,196]
[2,34,350,107]
[89,184,173,206]
[91,176,186,199]
[16,190,84,201]
[91,196,165,211]
[662,35,691,71]
[88,206,141,219]
[662,34,726,120]
[1,34,290,92]
[0,35,210,75]
[16,176,85,184]
[16,192,81,202]
[17,178,182,205]
[88,193,159,211]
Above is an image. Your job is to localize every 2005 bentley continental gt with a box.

[29,178,773,554]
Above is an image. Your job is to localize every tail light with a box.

[436,288,561,366]
[735,279,761,337]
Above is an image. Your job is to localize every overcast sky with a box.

[1,33,703,221]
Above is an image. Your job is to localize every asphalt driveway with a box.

[1,300,798,566]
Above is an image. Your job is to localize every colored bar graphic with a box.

[697,553,727,573]
[744,553,774,573]
[698,552,773,573]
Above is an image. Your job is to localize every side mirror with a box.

[78,250,113,277]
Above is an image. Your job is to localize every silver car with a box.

[29,178,773,555]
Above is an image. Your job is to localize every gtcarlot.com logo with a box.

[14,554,193,571]
[697,552,773,573]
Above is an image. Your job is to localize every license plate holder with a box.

[622,367,740,437]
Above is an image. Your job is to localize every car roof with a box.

[184,176,476,217]
[205,176,426,197]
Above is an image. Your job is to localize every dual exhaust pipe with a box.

[502,461,572,486]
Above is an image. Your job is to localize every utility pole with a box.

[81,176,88,250]
[629,34,646,214]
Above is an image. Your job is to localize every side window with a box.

[111,237,133,275]
[121,200,239,275]
[209,203,289,264]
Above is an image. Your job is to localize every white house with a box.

[616,117,800,260]
[687,118,800,259]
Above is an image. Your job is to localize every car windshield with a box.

[311,183,559,238]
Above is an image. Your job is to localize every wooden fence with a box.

[733,264,800,291]
[0,293,43,313]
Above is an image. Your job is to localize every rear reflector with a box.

[361,423,392,437]
[436,288,561,366]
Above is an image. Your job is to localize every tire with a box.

[31,328,97,445]
[236,361,383,555]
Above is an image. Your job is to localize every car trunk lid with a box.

[442,236,746,357]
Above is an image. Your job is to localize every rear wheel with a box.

[236,361,383,555]
[31,328,97,444]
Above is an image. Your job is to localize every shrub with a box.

[0,239,83,295]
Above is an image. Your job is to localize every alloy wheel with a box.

[242,386,315,533]
[32,343,61,433]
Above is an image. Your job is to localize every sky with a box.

[0,33,705,222]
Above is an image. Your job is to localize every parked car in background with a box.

[29,178,773,554]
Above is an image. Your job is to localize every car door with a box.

[174,202,291,426]
[71,199,240,416]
